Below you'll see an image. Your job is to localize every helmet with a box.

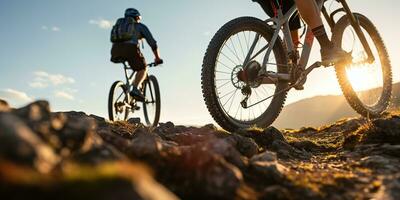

[125,8,141,18]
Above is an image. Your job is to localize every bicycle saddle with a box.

[110,56,128,64]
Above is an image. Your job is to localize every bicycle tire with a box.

[201,17,289,132]
[108,81,129,121]
[332,13,392,117]
[142,75,161,127]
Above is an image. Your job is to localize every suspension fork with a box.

[337,0,375,63]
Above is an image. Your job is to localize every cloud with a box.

[30,71,75,89]
[41,25,61,32]
[51,26,61,32]
[0,88,33,103]
[54,91,75,101]
[89,19,113,29]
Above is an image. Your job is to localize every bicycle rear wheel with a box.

[332,13,392,117]
[142,75,161,127]
[108,81,129,121]
[201,17,289,132]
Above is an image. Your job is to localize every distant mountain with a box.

[273,82,400,129]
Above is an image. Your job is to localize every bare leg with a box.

[294,0,350,65]
[294,0,323,29]
[133,68,148,88]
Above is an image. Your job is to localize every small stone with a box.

[250,151,277,163]
[127,117,141,125]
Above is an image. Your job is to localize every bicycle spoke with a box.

[227,89,238,113]
[236,34,246,60]
[243,31,250,53]
[217,80,232,89]
[229,37,242,64]
[223,89,238,107]
[228,38,242,64]
[216,60,234,71]
[216,78,231,81]
[219,51,239,66]
[219,89,237,99]
[215,70,231,75]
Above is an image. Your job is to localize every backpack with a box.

[110,17,136,43]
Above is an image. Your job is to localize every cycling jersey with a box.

[124,23,158,51]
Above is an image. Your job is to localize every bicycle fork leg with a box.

[339,0,375,63]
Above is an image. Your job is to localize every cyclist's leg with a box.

[294,0,350,65]
[128,47,147,101]
[133,68,148,88]
[285,0,301,48]
[254,0,301,47]
[294,0,331,48]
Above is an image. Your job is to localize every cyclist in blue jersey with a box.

[111,8,163,101]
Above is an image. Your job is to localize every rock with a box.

[174,144,244,199]
[380,144,400,157]
[13,101,51,123]
[155,121,176,134]
[374,174,400,200]
[260,185,292,200]
[271,140,311,160]
[248,151,287,184]
[359,155,393,170]
[163,131,215,146]
[290,140,333,152]
[0,99,10,112]
[12,101,64,149]
[0,161,179,200]
[238,126,287,149]
[127,117,141,125]
[89,114,106,124]
[126,128,163,160]
[207,138,246,169]
[361,118,400,144]
[0,112,59,173]
[58,112,96,154]
[250,151,277,163]
[226,134,259,158]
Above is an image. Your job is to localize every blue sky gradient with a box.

[0,0,399,125]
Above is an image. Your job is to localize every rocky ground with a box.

[1,100,400,200]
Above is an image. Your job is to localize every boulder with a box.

[0,99,10,112]
[0,112,59,173]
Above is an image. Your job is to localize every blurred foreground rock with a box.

[1,100,400,199]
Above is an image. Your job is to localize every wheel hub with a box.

[237,61,262,88]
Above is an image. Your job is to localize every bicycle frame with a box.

[245,0,375,83]
[122,62,136,106]
[121,62,157,105]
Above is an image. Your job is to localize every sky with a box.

[0,0,399,125]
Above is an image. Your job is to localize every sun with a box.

[345,63,383,92]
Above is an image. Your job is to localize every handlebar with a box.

[147,59,164,67]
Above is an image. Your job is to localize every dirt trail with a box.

[1,100,399,200]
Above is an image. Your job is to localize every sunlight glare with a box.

[345,63,382,92]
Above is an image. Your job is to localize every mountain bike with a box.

[201,0,392,131]
[108,61,161,127]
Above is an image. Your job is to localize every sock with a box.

[312,25,333,49]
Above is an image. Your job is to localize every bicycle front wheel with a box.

[142,75,161,127]
[332,13,392,117]
[108,81,129,121]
